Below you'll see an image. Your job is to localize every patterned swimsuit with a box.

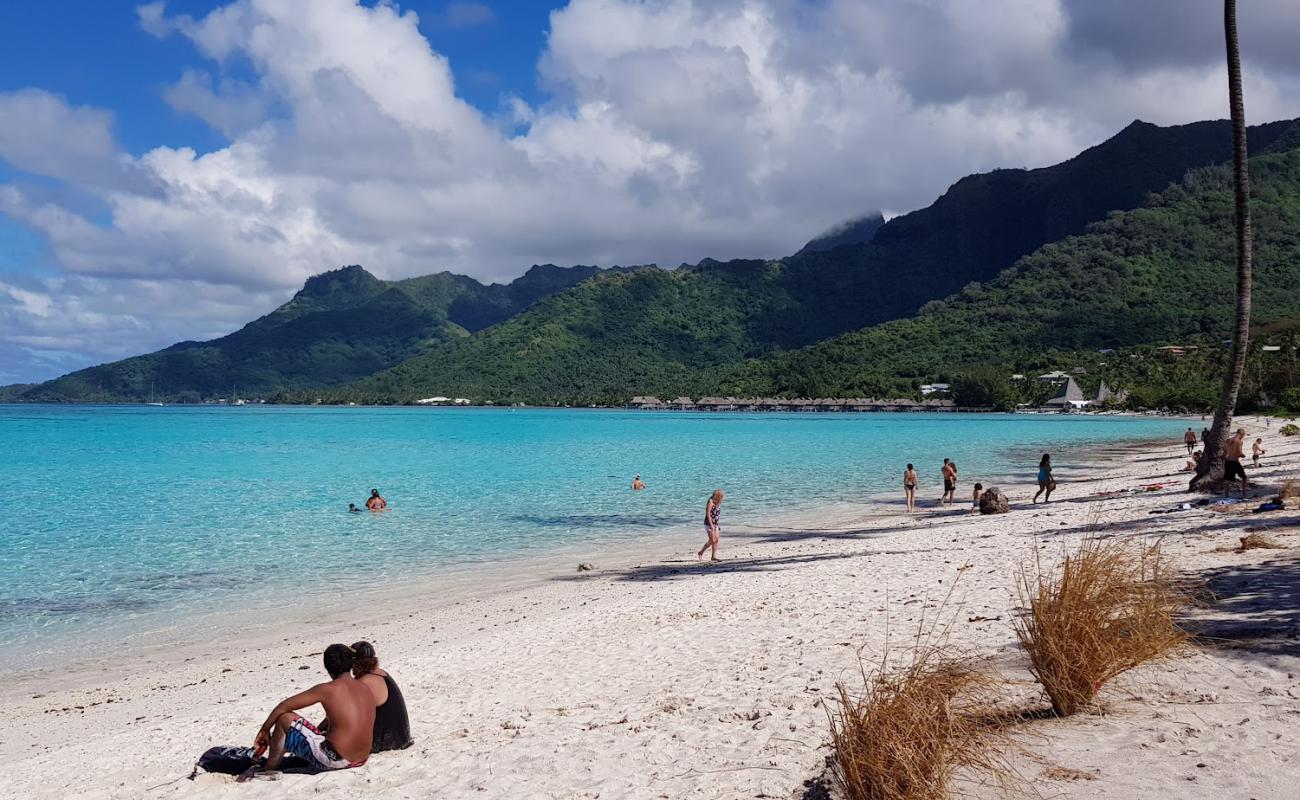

[705,503,721,532]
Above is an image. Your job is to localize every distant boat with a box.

[231,383,247,406]
[146,382,164,407]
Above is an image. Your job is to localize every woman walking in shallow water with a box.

[1033,453,1055,503]
[903,464,918,512]
[698,489,724,561]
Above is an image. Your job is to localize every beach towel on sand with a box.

[195,746,320,776]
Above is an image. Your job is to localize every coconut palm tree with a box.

[1193,0,1253,490]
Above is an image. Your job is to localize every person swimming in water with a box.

[348,503,362,513]
[365,489,387,512]
[697,489,724,562]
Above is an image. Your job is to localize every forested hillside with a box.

[722,147,1300,401]
[9,117,1297,404]
[341,121,1300,404]
[15,263,621,402]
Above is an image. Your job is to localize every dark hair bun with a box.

[351,641,377,660]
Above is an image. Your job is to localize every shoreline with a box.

[5,410,1184,680]
[8,416,1296,799]
[9,421,1175,686]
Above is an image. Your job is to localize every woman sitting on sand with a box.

[697,489,724,561]
[351,641,413,752]
[903,464,918,512]
[1033,454,1055,504]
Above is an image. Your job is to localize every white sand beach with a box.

[3,417,1299,799]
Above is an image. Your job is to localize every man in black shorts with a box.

[1223,428,1249,495]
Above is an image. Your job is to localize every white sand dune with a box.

[3,417,1299,799]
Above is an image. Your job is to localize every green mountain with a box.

[15,263,620,402]
[722,143,1300,401]
[342,118,1299,404]
[13,116,1299,405]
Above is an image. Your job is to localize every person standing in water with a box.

[1184,427,1197,455]
[697,489,724,561]
[366,489,387,511]
[903,463,918,512]
[1033,454,1054,503]
[631,475,645,490]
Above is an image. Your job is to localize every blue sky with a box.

[1,0,1298,385]
[0,1,563,155]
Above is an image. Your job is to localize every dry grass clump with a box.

[1236,532,1286,552]
[1279,479,1300,501]
[1014,539,1191,717]
[828,645,1018,800]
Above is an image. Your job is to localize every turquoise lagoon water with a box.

[0,405,1184,667]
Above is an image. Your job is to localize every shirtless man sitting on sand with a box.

[243,644,375,779]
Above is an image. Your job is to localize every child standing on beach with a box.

[970,482,983,515]
[697,489,724,562]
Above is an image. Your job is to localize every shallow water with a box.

[0,405,1184,667]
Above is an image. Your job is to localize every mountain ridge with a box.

[10,115,1299,403]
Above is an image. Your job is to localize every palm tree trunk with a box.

[1192,0,1253,490]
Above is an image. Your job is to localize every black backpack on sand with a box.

[194,745,320,775]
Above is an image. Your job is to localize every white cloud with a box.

[2,0,1300,383]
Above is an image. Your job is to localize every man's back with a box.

[318,677,377,763]
[1225,435,1245,460]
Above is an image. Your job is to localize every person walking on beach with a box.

[903,464,918,512]
[1033,454,1055,503]
[1184,427,1197,455]
[697,489,724,561]
[366,489,387,511]
[1224,429,1249,495]
[1252,437,1266,468]
[941,459,957,505]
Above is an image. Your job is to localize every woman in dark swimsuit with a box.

[697,489,724,562]
[903,464,918,513]
[350,641,413,752]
